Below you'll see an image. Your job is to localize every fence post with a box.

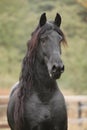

[78,101,82,126]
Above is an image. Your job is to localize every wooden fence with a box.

[0,95,87,130]
[0,96,8,129]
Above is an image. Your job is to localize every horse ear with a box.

[39,13,47,27]
[54,13,61,27]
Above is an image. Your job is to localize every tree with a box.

[77,0,87,8]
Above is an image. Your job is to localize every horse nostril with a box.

[52,65,64,74]
[44,114,50,120]
[61,65,65,73]
[52,65,57,73]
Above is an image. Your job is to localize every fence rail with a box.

[1,95,87,103]
[0,95,87,129]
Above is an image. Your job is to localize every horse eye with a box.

[41,38,45,43]
[41,36,48,45]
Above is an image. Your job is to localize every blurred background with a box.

[0,0,87,130]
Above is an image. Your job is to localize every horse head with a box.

[37,13,66,79]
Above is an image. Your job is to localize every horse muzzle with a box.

[50,65,65,79]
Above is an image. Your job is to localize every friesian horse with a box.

[7,13,67,130]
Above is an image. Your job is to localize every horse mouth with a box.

[50,71,62,80]
[52,72,61,79]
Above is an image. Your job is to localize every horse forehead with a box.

[50,31,59,37]
[40,30,52,38]
[47,21,54,27]
[40,28,58,39]
[40,22,61,39]
[44,30,61,44]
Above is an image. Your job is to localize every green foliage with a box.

[77,0,87,8]
[0,0,87,94]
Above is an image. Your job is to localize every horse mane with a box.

[14,27,41,130]
[13,24,67,130]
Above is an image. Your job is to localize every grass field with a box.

[0,0,87,94]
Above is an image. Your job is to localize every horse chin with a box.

[50,72,61,80]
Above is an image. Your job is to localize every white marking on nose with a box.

[50,73,52,78]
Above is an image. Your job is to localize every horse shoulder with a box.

[7,82,20,130]
[7,81,20,120]
[9,81,19,97]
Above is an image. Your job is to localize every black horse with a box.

[7,13,67,130]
